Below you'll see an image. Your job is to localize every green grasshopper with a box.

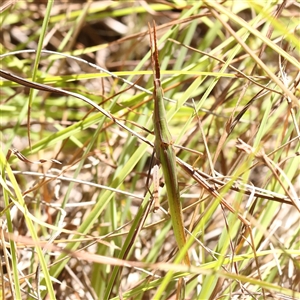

[149,21,190,266]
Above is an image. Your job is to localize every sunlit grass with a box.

[1,1,299,299]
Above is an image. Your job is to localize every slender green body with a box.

[150,24,190,266]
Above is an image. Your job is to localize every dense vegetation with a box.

[1,1,299,299]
